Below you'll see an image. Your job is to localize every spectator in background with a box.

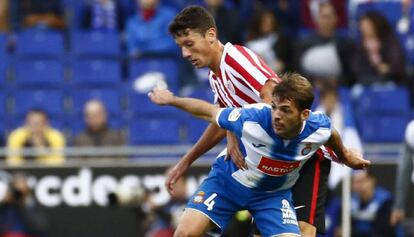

[13,0,65,31]
[143,176,188,237]
[73,100,125,152]
[349,170,398,237]
[270,0,300,36]
[6,109,65,165]
[390,120,414,227]
[301,0,348,29]
[352,11,406,86]
[316,85,363,189]
[297,2,355,87]
[204,0,242,45]
[80,0,125,31]
[245,9,293,73]
[125,0,177,58]
[0,172,48,237]
[0,0,10,32]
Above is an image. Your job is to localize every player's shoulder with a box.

[239,103,271,122]
[307,111,331,128]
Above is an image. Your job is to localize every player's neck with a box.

[280,122,305,140]
[209,41,224,75]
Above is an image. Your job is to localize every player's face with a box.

[271,97,309,139]
[174,29,215,68]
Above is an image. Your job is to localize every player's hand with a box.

[225,132,247,170]
[390,209,405,226]
[165,162,189,197]
[343,149,371,169]
[148,88,175,105]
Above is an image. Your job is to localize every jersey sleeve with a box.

[216,104,269,137]
[216,108,246,137]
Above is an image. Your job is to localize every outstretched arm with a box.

[149,88,221,123]
[325,128,371,169]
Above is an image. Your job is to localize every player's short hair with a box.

[27,108,48,119]
[168,5,217,37]
[272,73,314,111]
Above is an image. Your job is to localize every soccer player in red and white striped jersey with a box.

[166,5,349,237]
[208,43,281,107]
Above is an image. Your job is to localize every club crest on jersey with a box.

[225,79,235,94]
[228,109,241,121]
[193,191,205,203]
[301,143,312,155]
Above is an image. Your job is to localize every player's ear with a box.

[300,109,310,121]
[205,28,217,44]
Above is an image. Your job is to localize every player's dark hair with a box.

[272,73,314,111]
[169,5,217,37]
[360,11,395,42]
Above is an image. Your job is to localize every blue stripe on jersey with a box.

[216,104,332,191]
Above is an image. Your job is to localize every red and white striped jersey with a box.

[209,42,281,108]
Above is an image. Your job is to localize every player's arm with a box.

[149,88,221,124]
[324,128,370,169]
[149,88,225,196]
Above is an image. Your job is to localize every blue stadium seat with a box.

[0,61,7,87]
[355,87,410,115]
[128,58,179,92]
[71,88,121,115]
[13,89,64,117]
[129,118,181,144]
[72,59,121,86]
[15,60,64,88]
[0,91,6,117]
[0,118,6,145]
[185,116,209,143]
[71,31,121,58]
[0,34,8,59]
[356,2,402,24]
[358,115,409,143]
[16,30,65,58]
[128,91,179,116]
[187,87,215,103]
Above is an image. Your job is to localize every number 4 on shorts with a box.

[204,193,217,211]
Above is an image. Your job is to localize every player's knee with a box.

[299,221,317,237]
[173,227,202,237]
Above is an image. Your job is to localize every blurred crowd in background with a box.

[0,0,413,237]
[0,0,412,156]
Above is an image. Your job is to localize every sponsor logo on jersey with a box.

[281,199,298,225]
[257,157,300,176]
[228,109,241,121]
[301,143,312,155]
[193,191,205,203]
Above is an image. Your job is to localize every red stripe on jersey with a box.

[225,72,257,104]
[235,45,276,79]
[309,153,324,224]
[326,147,340,163]
[211,75,230,107]
[214,74,241,107]
[235,45,272,78]
[225,54,262,92]
[257,56,281,83]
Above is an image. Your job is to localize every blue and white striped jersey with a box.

[214,103,332,192]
